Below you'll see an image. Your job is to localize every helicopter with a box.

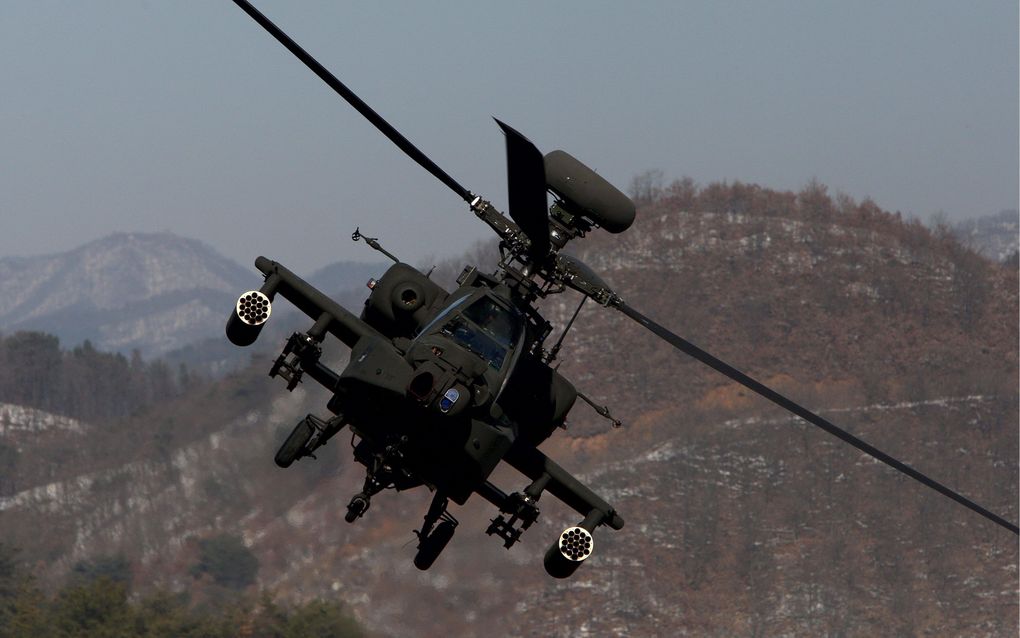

[223,0,1018,579]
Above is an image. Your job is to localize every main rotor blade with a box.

[231,0,474,204]
[615,302,1019,535]
[495,119,551,258]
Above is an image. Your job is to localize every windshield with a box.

[412,293,470,338]
[440,297,522,369]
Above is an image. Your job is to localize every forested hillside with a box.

[0,332,199,424]
[0,542,364,638]
[0,179,1015,637]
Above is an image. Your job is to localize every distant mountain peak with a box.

[0,232,254,357]
[0,232,386,359]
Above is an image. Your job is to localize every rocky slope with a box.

[1,188,1016,636]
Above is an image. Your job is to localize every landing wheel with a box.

[345,495,370,523]
[413,520,456,571]
[275,418,314,468]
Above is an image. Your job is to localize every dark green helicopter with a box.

[224,1,1017,578]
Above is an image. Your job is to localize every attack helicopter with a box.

[223,0,1018,578]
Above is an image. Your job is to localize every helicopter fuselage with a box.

[227,256,616,539]
[219,0,1019,582]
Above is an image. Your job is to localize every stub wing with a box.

[505,445,624,531]
[226,256,381,349]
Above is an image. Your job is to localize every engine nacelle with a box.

[543,525,594,578]
[225,290,272,346]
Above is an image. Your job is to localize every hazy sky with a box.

[2,1,1017,274]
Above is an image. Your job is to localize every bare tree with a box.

[628,169,664,205]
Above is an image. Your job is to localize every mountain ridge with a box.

[0,231,386,360]
[1,186,1016,636]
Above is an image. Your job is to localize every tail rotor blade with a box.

[495,119,551,258]
[615,302,1019,535]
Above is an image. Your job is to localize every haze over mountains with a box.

[0,195,1016,636]
[952,209,1020,262]
[0,232,387,365]
[0,209,1013,365]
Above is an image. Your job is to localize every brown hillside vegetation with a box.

[520,179,1018,636]
[0,179,1016,637]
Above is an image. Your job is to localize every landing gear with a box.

[343,474,385,524]
[275,418,313,468]
[413,492,458,570]
[343,438,415,524]
[274,414,346,468]
[414,521,456,571]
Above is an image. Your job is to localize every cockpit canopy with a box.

[439,295,523,370]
